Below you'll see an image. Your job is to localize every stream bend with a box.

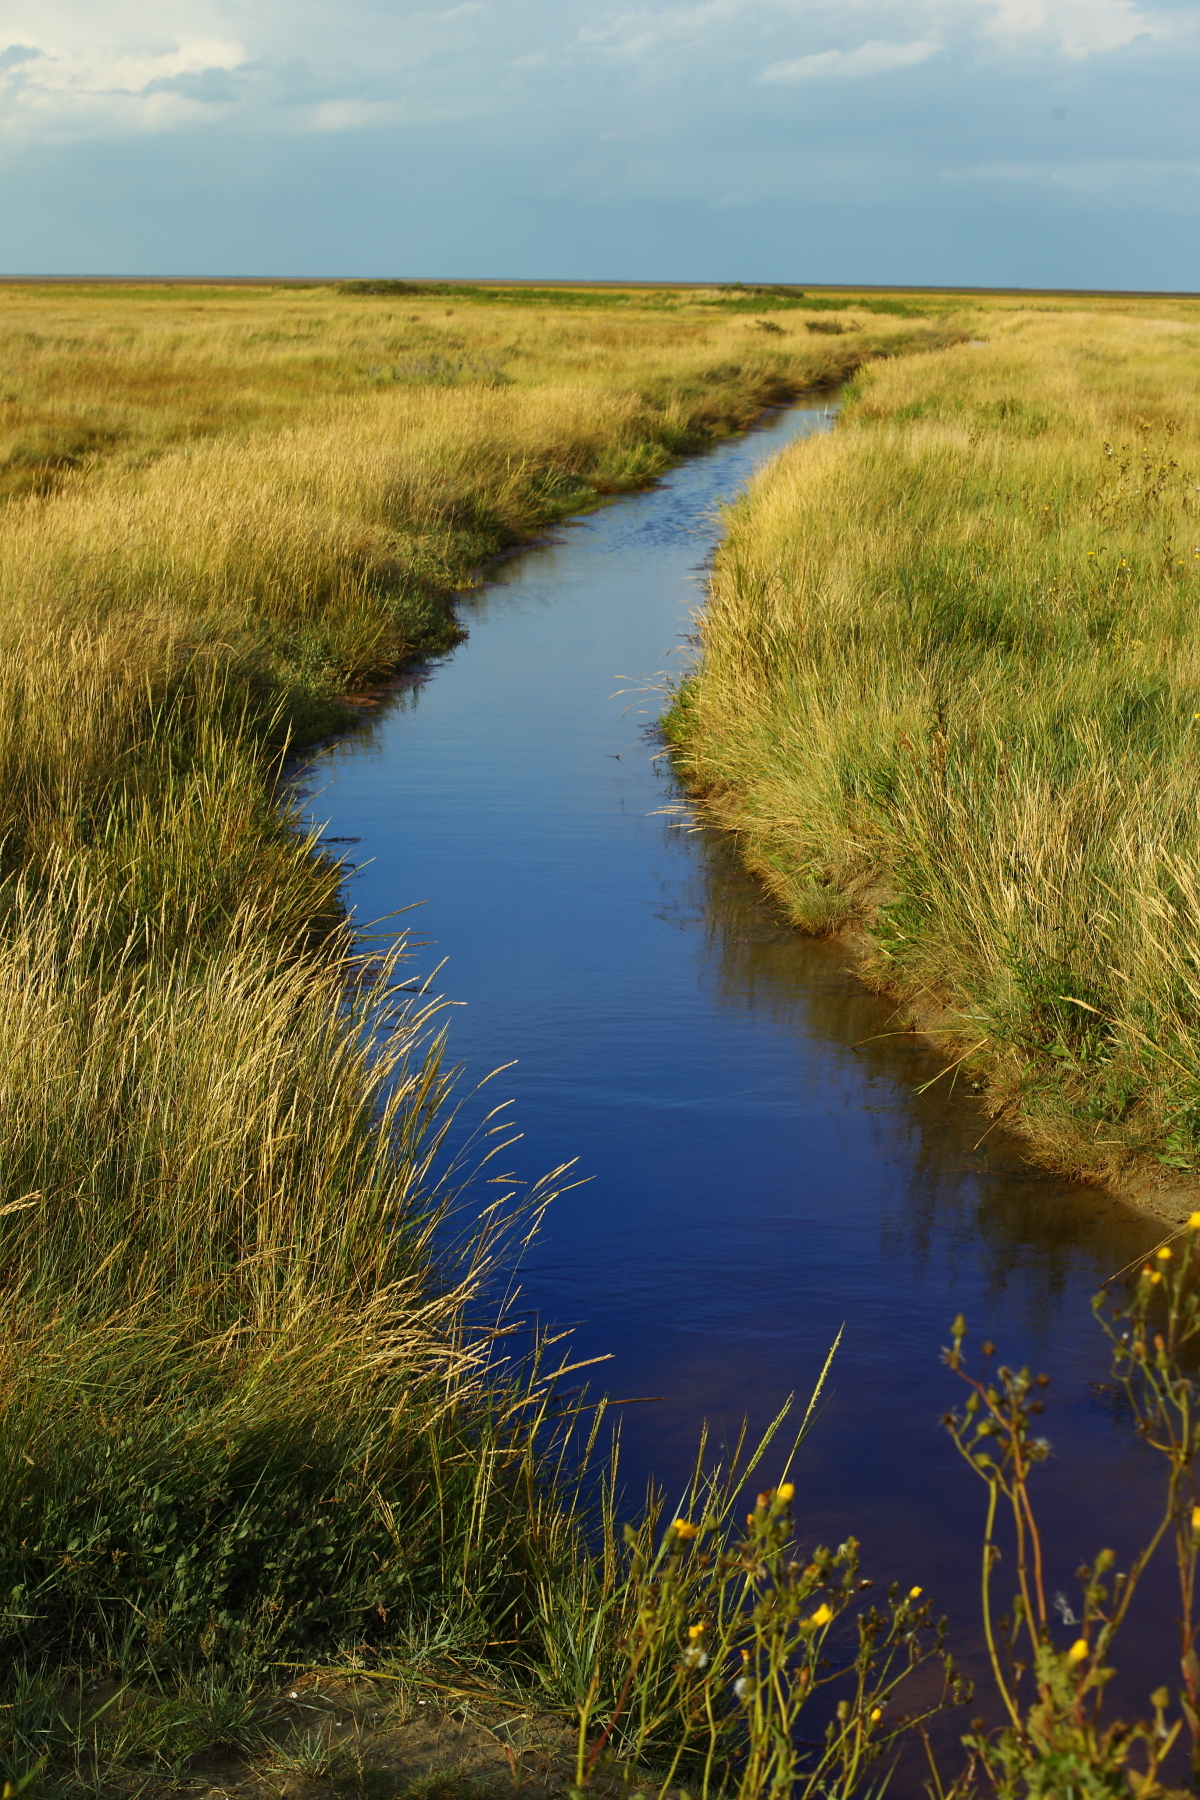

[300,399,1165,1681]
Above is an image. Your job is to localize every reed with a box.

[668,300,1200,1195]
[0,873,564,1660]
[0,286,958,739]
[0,283,959,1774]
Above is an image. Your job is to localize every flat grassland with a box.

[0,281,962,1778]
[666,297,1200,1212]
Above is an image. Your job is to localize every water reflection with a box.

[298,399,1174,1737]
[670,817,1155,1319]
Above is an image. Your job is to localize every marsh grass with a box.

[667,300,1200,1189]
[0,895,584,1674]
[0,287,957,736]
[556,1347,968,1800]
[0,282,962,1785]
[0,281,980,1792]
[0,288,949,1764]
[17,274,1200,1794]
[558,1229,1200,1800]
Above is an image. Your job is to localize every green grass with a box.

[334,282,937,318]
[7,277,1117,1799]
[0,281,971,1773]
[666,297,1200,1195]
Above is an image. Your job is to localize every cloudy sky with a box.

[0,0,1195,285]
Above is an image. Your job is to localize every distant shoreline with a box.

[0,273,1198,299]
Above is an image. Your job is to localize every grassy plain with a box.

[0,280,962,1786]
[666,297,1200,1204]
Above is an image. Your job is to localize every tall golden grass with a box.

[668,301,1200,1196]
[0,285,956,722]
[0,282,960,1717]
[8,278,1200,1800]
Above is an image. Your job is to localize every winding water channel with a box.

[300,399,1175,1702]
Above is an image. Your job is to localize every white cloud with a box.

[0,0,1191,155]
[576,0,761,61]
[311,99,401,131]
[0,31,251,140]
[760,37,942,82]
[0,0,501,142]
[981,0,1168,56]
[0,0,1196,285]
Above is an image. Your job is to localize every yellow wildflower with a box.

[1150,1271,1164,1285]
[1190,1212,1200,1230]
[909,1586,923,1599]
[1066,1639,1089,1666]
[1191,1505,1200,1533]
[673,1520,699,1540]
[870,1707,883,1723]
[1157,1246,1173,1260]
[778,1482,795,1502]
[687,1623,705,1640]
[808,1603,833,1628]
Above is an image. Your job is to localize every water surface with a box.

[299,401,1171,1701]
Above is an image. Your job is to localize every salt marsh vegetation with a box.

[668,298,1200,1204]
[0,281,954,1785]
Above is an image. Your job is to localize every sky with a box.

[0,0,1196,286]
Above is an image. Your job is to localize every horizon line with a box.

[0,275,1197,300]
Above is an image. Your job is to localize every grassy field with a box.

[0,280,966,1785]
[0,283,956,734]
[666,295,1200,1205]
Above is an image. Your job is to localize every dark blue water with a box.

[297,401,1171,1705]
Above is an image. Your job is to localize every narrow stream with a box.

[299,400,1173,1703]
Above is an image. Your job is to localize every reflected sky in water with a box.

[296,402,1172,1720]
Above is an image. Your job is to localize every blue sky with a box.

[0,0,1196,286]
